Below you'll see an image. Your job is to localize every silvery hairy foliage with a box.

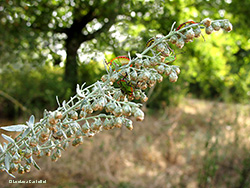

[0,18,232,177]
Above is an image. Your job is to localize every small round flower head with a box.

[66,128,74,138]
[122,104,132,116]
[174,67,181,75]
[97,97,106,110]
[91,100,99,111]
[130,70,137,81]
[140,93,148,103]
[101,74,109,82]
[169,72,178,82]
[156,43,165,52]
[105,102,116,113]
[103,119,111,130]
[143,59,151,68]
[205,25,214,35]
[55,111,63,119]
[68,111,78,120]
[194,28,201,38]
[82,121,90,133]
[91,118,102,131]
[110,74,119,83]
[176,37,184,49]
[12,153,21,164]
[202,18,212,27]
[125,119,133,130]
[185,28,195,39]
[79,111,87,118]
[135,59,143,68]
[155,73,163,83]
[222,20,233,32]
[18,165,25,174]
[114,117,123,128]
[113,106,123,117]
[211,21,221,31]
[134,108,144,121]
[170,35,178,44]
[157,65,165,74]
[134,90,141,100]
[164,66,172,76]
[24,164,31,173]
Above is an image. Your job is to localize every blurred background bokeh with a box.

[0,0,250,187]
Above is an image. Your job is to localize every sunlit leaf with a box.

[1,124,28,132]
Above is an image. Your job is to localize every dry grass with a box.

[0,98,250,188]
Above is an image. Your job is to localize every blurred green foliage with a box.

[0,0,250,116]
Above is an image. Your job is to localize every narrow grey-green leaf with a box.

[22,128,31,138]
[32,159,41,170]
[4,169,16,178]
[2,133,15,143]
[5,153,10,170]
[27,115,35,129]
[0,143,4,152]
[1,124,28,132]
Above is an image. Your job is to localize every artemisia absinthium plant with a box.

[0,18,232,177]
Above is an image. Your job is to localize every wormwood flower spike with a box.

[0,18,232,177]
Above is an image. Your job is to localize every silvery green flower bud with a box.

[143,59,151,68]
[175,67,181,75]
[82,121,90,133]
[164,66,172,76]
[103,119,111,130]
[55,111,63,119]
[222,21,233,32]
[122,104,132,116]
[101,74,109,82]
[76,129,83,138]
[148,74,156,85]
[202,18,212,27]
[176,37,184,49]
[110,74,119,83]
[155,73,163,83]
[85,105,93,114]
[157,65,165,74]
[205,25,213,34]
[12,153,21,164]
[130,70,137,81]
[54,129,64,139]
[91,100,99,111]
[140,93,148,103]
[55,149,62,158]
[134,108,144,121]
[169,72,178,82]
[18,165,25,174]
[156,43,165,52]
[97,97,106,110]
[113,91,122,101]
[170,35,178,44]
[62,141,69,150]
[140,82,147,90]
[120,69,127,77]
[45,148,51,156]
[134,90,141,100]
[29,136,38,147]
[211,21,221,31]
[135,59,143,68]
[79,111,87,118]
[125,119,133,130]
[185,28,195,39]
[10,163,18,172]
[114,117,123,128]
[105,102,116,113]
[24,164,31,173]
[91,118,102,131]
[194,28,201,38]
[161,48,170,57]
[32,146,41,156]
[69,111,78,120]
[114,106,123,117]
